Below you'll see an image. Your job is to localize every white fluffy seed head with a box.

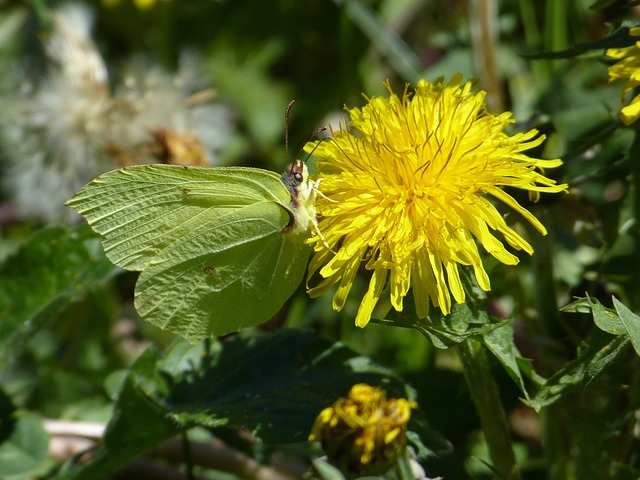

[0,3,233,224]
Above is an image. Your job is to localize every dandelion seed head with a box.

[0,3,233,223]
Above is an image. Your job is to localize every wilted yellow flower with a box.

[607,27,640,125]
[309,384,416,476]
[306,75,567,327]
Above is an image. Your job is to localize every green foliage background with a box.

[1,0,640,479]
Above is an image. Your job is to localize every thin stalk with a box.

[543,0,568,74]
[517,0,548,86]
[468,0,504,113]
[456,338,519,480]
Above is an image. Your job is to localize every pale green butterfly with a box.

[67,104,321,342]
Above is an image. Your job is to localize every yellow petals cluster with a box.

[607,27,640,125]
[309,384,416,476]
[306,75,567,327]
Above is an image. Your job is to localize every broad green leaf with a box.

[0,413,49,477]
[65,330,448,478]
[67,165,313,341]
[161,331,414,443]
[0,226,117,367]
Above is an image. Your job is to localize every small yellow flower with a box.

[607,27,640,125]
[306,75,567,327]
[309,384,416,476]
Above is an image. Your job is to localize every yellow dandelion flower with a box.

[306,75,568,328]
[607,27,640,125]
[309,384,416,476]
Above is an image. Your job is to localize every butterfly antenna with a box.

[296,125,328,162]
[285,100,295,172]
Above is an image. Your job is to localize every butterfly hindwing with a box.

[135,201,310,338]
[67,164,312,341]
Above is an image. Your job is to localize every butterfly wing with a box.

[67,165,311,341]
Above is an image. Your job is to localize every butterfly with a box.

[66,158,318,342]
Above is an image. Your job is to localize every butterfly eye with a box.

[294,172,304,183]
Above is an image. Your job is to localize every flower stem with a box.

[456,338,519,479]
[393,447,414,480]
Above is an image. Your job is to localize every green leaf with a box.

[66,349,181,480]
[66,165,313,341]
[612,297,640,356]
[310,458,347,480]
[529,296,640,409]
[584,336,630,386]
[590,0,640,10]
[162,331,410,442]
[563,296,625,335]
[378,301,506,349]
[0,413,49,477]
[524,331,629,411]
[481,320,530,400]
[65,330,447,478]
[0,226,117,367]
[522,26,636,59]
[0,388,16,445]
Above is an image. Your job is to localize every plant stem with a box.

[629,125,640,310]
[468,0,504,113]
[456,338,519,479]
[393,447,414,480]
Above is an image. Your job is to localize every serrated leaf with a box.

[563,296,626,335]
[377,291,504,349]
[524,330,628,411]
[592,299,626,335]
[612,297,640,356]
[584,336,630,386]
[0,226,117,367]
[67,165,313,341]
[481,320,530,400]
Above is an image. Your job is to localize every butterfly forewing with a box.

[67,165,291,270]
